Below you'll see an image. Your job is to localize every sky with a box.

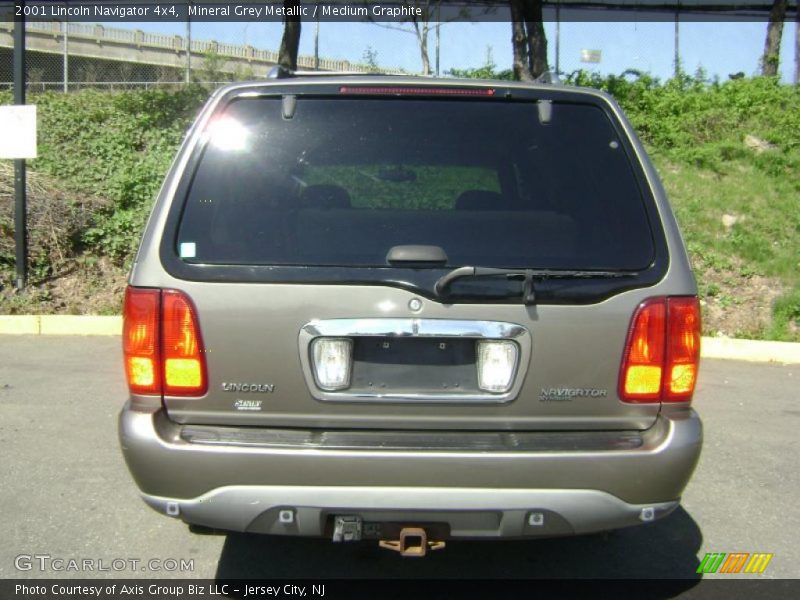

[115,16,798,83]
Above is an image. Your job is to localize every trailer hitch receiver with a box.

[379,527,445,557]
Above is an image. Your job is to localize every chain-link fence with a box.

[0,20,380,92]
[1,16,797,91]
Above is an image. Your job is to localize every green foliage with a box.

[27,86,209,264]
[450,67,799,339]
[453,66,799,178]
[769,289,800,340]
[304,165,500,210]
[362,46,380,72]
[564,71,800,341]
[656,143,799,341]
[449,64,514,80]
[195,50,228,84]
[447,49,514,80]
[569,70,800,177]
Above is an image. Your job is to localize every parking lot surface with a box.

[0,336,797,586]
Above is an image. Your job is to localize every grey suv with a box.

[119,74,702,556]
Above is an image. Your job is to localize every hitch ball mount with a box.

[379,527,446,557]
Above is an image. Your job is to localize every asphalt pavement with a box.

[0,336,797,587]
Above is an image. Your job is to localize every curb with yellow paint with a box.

[0,315,798,365]
[0,315,121,336]
[699,336,800,365]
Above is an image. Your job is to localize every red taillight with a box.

[621,298,666,401]
[339,86,496,97]
[123,287,207,397]
[123,287,160,395]
[162,290,207,396]
[664,297,701,402]
[619,296,701,403]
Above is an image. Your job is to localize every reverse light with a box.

[619,296,701,403]
[476,340,519,393]
[123,287,207,397]
[311,338,353,391]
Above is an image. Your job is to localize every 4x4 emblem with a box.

[234,399,262,411]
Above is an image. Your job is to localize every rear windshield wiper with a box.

[435,266,637,305]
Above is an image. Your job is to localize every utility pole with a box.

[795,6,799,84]
[674,3,681,78]
[186,2,191,83]
[14,1,27,290]
[314,1,320,70]
[555,1,560,75]
[435,1,441,76]
[62,8,68,93]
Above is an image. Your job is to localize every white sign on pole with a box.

[0,105,37,159]
[580,49,602,64]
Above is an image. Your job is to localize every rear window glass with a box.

[176,96,655,270]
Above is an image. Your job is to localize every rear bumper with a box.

[143,486,679,538]
[119,404,702,538]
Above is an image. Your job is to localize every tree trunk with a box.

[522,0,548,78]
[761,0,787,76]
[510,0,532,80]
[419,35,431,76]
[278,0,302,71]
[509,0,549,81]
[412,19,432,76]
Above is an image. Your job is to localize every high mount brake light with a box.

[339,86,496,97]
[123,287,208,397]
[619,296,701,403]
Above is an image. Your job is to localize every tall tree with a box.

[760,0,787,76]
[366,1,477,75]
[366,0,437,75]
[509,0,549,81]
[278,0,302,70]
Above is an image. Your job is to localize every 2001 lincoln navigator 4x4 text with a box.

[118,73,702,557]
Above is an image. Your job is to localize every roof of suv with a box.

[208,73,615,104]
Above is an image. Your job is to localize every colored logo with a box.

[697,552,773,574]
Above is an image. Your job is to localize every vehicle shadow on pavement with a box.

[214,506,702,587]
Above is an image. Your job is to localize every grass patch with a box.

[768,288,800,340]
[656,157,799,340]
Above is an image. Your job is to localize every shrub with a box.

[18,86,209,265]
